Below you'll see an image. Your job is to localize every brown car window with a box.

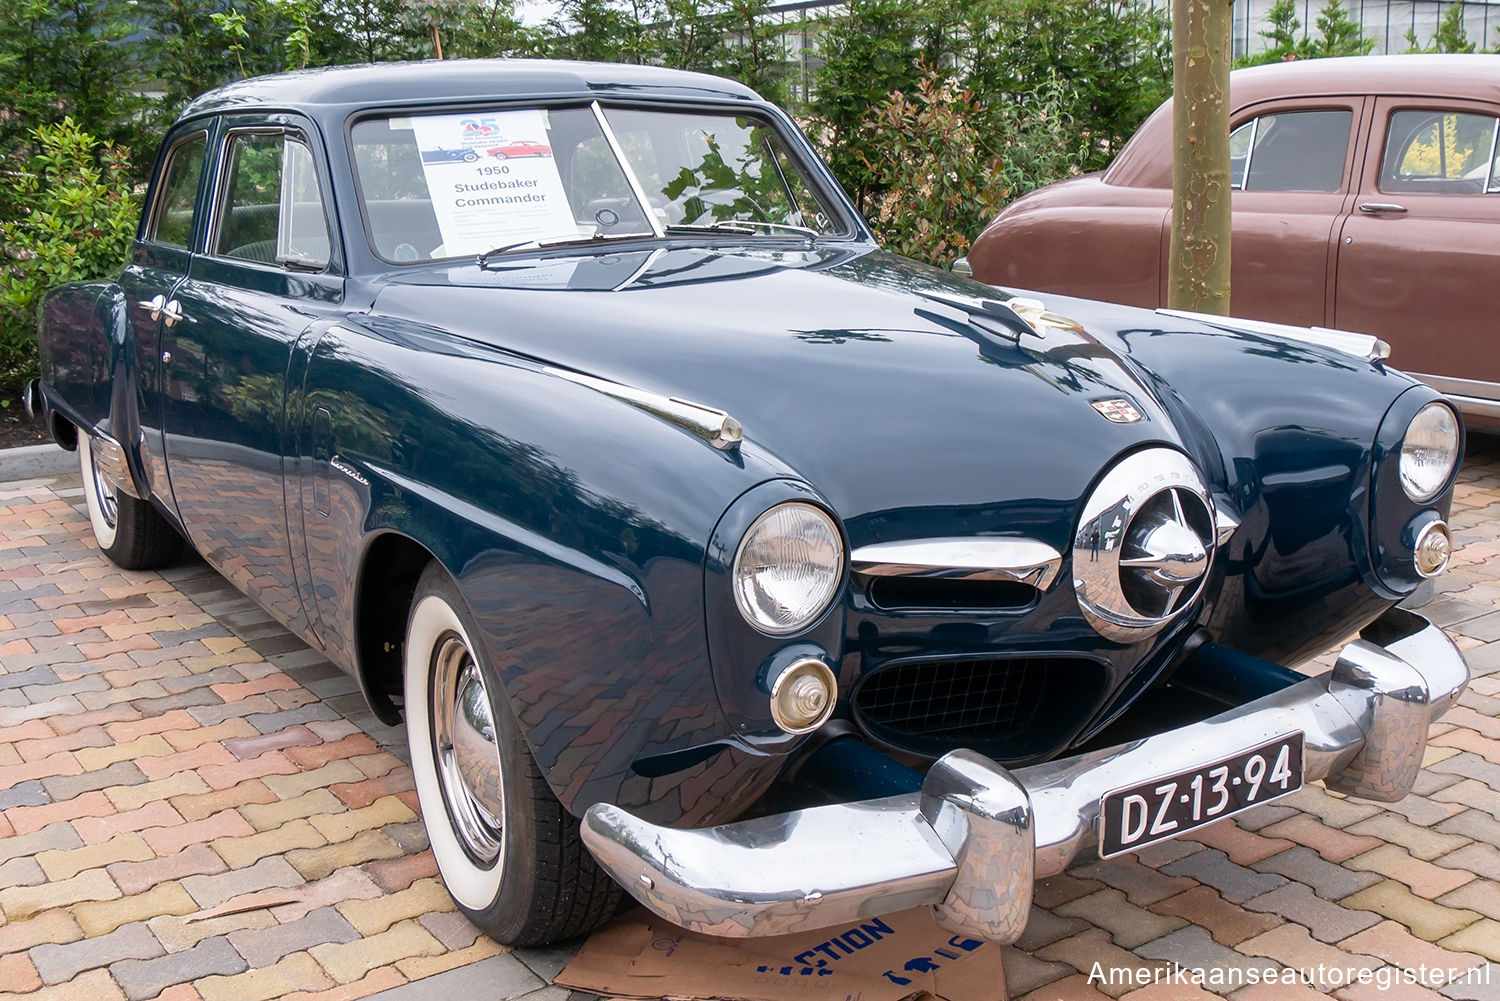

[148,133,207,249]
[214,132,331,268]
[1381,110,1500,195]
[1233,109,1352,193]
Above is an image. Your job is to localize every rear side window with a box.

[214,132,332,269]
[148,133,207,248]
[1381,110,1500,194]
[1230,109,1353,192]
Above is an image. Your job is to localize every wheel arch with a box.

[352,529,438,725]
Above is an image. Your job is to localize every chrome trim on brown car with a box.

[581,609,1467,945]
[1407,372,1500,419]
[850,537,1063,590]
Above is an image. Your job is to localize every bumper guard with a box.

[581,609,1467,944]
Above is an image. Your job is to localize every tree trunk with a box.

[1167,0,1233,314]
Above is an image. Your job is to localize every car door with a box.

[118,125,212,506]
[1335,97,1500,412]
[1164,99,1365,327]
[161,115,344,637]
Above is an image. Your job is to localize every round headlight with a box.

[733,502,843,635]
[1400,403,1460,503]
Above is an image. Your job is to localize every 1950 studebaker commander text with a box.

[28,60,1470,949]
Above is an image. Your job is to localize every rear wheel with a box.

[403,562,621,945]
[79,435,182,570]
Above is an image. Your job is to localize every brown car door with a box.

[1335,97,1500,411]
[1160,99,1366,328]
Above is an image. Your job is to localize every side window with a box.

[1381,110,1500,194]
[148,133,207,248]
[1231,109,1353,193]
[214,132,331,268]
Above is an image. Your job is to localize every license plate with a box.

[1098,733,1304,858]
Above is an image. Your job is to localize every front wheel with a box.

[404,563,621,945]
[79,435,182,570]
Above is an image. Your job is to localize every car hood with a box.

[367,245,1189,547]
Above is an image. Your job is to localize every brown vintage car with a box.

[966,54,1500,420]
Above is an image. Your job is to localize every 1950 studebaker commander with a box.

[29,60,1471,949]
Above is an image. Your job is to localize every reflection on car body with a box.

[967,54,1500,422]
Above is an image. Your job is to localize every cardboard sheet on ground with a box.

[556,906,1008,1001]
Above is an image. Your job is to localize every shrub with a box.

[858,68,1086,267]
[0,119,140,395]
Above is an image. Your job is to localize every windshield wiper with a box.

[477,230,655,267]
[664,220,819,243]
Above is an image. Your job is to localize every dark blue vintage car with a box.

[31,59,1469,949]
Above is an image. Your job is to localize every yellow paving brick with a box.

[0,967,126,1001]
[36,832,153,882]
[1340,880,1484,941]
[307,796,415,844]
[394,938,505,980]
[102,614,212,640]
[0,869,121,921]
[239,789,344,832]
[211,819,325,869]
[202,636,249,655]
[285,829,403,881]
[262,760,365,800]
[164,718,258,752]
[149,909,277,952]
[73,734,174,770]
[0,908,83,955]
[1439,918,1500,962]
[336,878,454,936]
[196,952,333,1001]
[309,918,444,984]
[105,771,210,811]
[72,880,197,937]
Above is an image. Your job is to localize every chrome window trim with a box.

[1232,117,1258,191]
[850,537,1062,591]
[590,101,665,239]
[1487,115,1500,193]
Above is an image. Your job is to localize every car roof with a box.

[1106,54,1500,188]
[1230,53,1500,105]
[179,58,762,121]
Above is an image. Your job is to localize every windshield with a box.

[350,104,851,263]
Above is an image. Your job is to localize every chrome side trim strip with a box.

[1406,372,1500,418]
[850,537,1062,589]
[546,367,742,452]
[1156,308,1391,363]
[582,610,1466,944]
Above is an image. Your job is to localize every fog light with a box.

[1414,521,1452,578]
[769,658,836,734]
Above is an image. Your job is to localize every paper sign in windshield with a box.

[410,110,575,256]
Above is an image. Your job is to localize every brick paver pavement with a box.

[2,437,1500,1001]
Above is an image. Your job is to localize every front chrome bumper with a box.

[581,609,1467,945]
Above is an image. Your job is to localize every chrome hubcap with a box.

[430,635,504,865]
[89,446,119,530]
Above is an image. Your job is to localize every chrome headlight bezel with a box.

[732,501,845,636]
[1399,402,1461,504]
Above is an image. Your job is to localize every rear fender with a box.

[37,283,147,493]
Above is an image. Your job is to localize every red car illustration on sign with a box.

[487,140,552,159]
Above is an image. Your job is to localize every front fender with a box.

[299,317,795,825]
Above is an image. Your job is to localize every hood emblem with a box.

[1092,398,1143,424]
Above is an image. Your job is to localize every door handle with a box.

[159,299,192,327]
[137,294,167,320]
[1358,202,1408,214]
